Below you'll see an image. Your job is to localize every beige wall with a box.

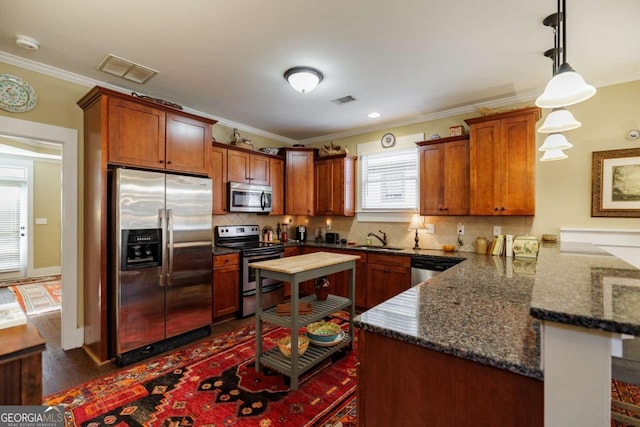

[33,160,62,268]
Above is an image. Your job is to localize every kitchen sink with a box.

[352,245,404,251]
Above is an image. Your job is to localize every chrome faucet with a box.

[368,230,387,246]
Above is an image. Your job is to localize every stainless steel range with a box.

[215,225,285,317]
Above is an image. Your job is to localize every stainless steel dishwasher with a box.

[411,255,464,286]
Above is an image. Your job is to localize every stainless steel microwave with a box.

[228,182,273,213]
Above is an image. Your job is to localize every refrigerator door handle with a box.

[167,208,174,285]
[159,209,167,286]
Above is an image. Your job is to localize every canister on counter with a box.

[475,237,488,254]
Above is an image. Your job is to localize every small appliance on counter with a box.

[325,232,340,244]
[295,226,307,242]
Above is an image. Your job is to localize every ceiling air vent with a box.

[331,95,357,105]
[97,54,158,84]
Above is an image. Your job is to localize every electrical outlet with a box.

[326,222,331,230]
[457,223,464,235]
[493,226,502,237]
[425,223,435,234]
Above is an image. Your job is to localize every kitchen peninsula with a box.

[355,242,640,426]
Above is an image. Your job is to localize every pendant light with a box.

[539,133,574,151]
[535,0,596,108]
[538,107,582,133]
[540,149,568,162]
[284,67,323,93]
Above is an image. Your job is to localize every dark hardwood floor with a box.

[0,286,253,397]
[32,311,253,397]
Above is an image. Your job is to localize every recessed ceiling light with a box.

[368,112,381,118]
[16,35,39,50]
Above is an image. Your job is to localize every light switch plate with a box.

[457,223,464,235]
[493,226,501,237]
[425,223,434,234]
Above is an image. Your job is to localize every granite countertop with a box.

[530,242,640,336]
[212,246,239,256]
[354,241,640,381]
[285,240,470,260]
[355,252,543,379]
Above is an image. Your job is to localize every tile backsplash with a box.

[212,214,534,253]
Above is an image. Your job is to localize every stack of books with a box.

[488,235,514,257]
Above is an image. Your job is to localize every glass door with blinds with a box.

[0,164,28,279]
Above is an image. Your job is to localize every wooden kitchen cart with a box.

[249,251,359,390]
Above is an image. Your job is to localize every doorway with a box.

[0,116,81,350]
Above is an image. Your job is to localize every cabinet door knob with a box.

[167,160,172,165]
[501,207,506,211]
[494,207,499,211]
[159,160,165,164]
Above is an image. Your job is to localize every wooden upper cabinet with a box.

[165,113,210,175]
[210,144,228,215]
[465,107,540,216]
[108,97,166,169]
[227,150,269,185]
[85,86,215,176]
[283,148,315,215]
[269,157,284,215]
[417,136,469,216]
[315,154,356,216]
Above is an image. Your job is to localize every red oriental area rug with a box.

[44,312,356,427]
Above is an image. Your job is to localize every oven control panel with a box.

[216,225,260,238]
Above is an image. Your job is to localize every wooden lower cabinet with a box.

[212,253,240,321]
[357,330,543,427]
[366,253,411,308]
[0,324,46,405]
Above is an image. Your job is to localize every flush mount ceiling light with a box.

[538,107,582,133]
[284,66,323,93]
[16,35,39,50]
[535,0,596,108]
[368,112,381,118]
[97,54,158,84]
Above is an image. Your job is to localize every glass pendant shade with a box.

[535,63,596,108]
[540,149,568,161]
[538,107,582,133]
[284,67,323,93]
[539,133,573,151]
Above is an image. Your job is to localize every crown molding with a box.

[0,51,296,145]
[2,51,638,147]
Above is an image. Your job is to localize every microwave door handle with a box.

[260,191,266,211]
[159,209,167,287]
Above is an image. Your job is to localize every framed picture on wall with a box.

[592,148,640,217]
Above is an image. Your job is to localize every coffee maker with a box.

[295,226,307,242]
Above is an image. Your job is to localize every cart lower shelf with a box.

[259,333,352,378]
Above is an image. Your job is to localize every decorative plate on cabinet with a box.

[0,74,38,113]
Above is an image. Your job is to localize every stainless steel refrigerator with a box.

[111,168,213,365]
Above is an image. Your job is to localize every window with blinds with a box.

[0,182,23,272]
[360,148,418,210]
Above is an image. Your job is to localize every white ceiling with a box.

[0,0,638,144]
